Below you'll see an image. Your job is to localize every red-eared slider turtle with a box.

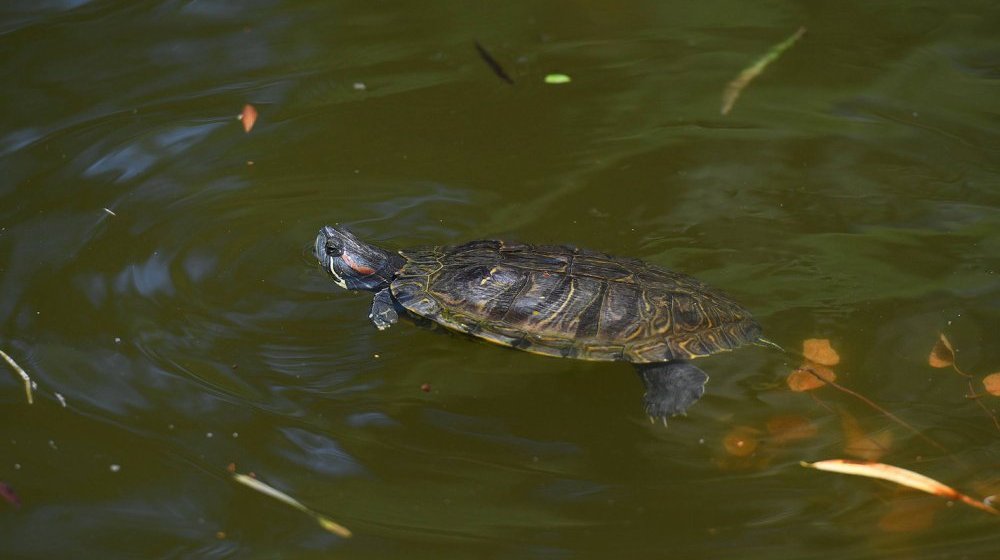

[314,225,765,422]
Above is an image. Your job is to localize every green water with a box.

[2,2,1000,558]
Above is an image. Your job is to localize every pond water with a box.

[2,1,999,558]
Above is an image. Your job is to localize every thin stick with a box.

[721,26,806,115]
[952,363,1000,433]
[1,349,33,405]
[474,41,515,85]
[800,365,947,454]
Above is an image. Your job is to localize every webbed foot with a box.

[635,361,709,424]
[369,288,399,330]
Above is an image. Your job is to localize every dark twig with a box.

[474,41,514,85]
[801,365,948,454]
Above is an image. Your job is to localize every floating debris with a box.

[721,26,806,115]
[233,472,352,538]
[55,392,67,408]
[474,41,514,85]
[544,73,572,84]
[803,338,840,366]
[786,363,836,392]
[984,372,1000,396]
[0,482,20,509]
[103,208,117,217]
[239,104,258,133]
[802,459,998,515]
[928,333,955,369]
[1,349,33,405]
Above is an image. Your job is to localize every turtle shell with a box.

[389,240,761,363]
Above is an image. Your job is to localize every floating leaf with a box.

[840,409,892,461]
[723,426,761,457]
[317,515,353,538]
[544,74,572,84]
[765,415,819,444]
[721,26,806,115]
[803,339,840,366]
[983,373,1000,396]
[928,333,954,368]
[878,497,939,533]
[233,472,352,537]
[787,363,836,392]
[474,41,514,85]
[0,482,20,509]
[1,349,33,404]
[801,459,999,515]
[239,104,258,133]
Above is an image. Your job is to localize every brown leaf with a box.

[0,482,20,509]
[840,409,892,461]
[723,426,761,457]
[983,372,1000,397]
[765,415,819,445]
[928,333,954,368]
[787,363,836,392]
[801,459,999,515]
[803,338,840,366]
[878,497,939,533]
[239,104,258,133]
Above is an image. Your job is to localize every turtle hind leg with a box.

[369,288,400,330]
[634,361,709,423]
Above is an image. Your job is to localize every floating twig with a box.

[474,41,514,85]
[802,459,999,515]
[799,364,948,454]
[1,349,33,404]
[721,26,806,115]
[232,473,352,538]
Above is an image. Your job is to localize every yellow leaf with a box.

[803,338,840,366]
[317,515,353,538]
[983,372,1000,396]
[801,459,998,515]
[839,409,892,461]
[765,415,819,445]
[928,333,954,368]
[239,104,258,133]
[787,363,836,392]
[723,426,761,457]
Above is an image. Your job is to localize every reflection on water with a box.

[2,1,1000,558]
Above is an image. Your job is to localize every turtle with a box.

[314,225,766,422]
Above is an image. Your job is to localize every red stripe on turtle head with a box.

[341,253,376,275]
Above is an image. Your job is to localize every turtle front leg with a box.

[369,288,399,330]
[634,361,709,425]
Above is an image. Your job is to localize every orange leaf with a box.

[840,409,892,462]
[878,497,939,533]
[801,459,999,515]
[928,333,954,368]
[239,103,258,133]
[787,363,836,392]
[723,426,761,457]
[803,338,840,366]
[983,372,1000,397]
[765,415,819,444]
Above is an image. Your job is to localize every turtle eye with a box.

[325,242,343,257]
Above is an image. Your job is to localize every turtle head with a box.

[315,226,402,292]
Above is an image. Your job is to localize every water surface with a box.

[2,1,999,558]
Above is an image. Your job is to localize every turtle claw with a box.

[635,361,709,420]
[370,288,399,331]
